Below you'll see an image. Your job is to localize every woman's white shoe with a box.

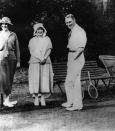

[3,100,14,107]
[40,96,46,106]
[10,100,17,105]
[34,96,39,106]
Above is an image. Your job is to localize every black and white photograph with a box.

[0,0,115,131]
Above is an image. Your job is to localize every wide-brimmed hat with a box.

[33,23,47,36]
[0,17,13,25]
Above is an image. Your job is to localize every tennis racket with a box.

[87,71,98,99]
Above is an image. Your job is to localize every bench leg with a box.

[57,83,65,94]
[94,80,99,87]
[101,78,111,88]
[81,86,84,99]
[0,94,3,107]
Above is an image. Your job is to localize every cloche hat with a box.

[33,23,47,36]
[0,17,13,25]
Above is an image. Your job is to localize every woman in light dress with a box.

[28,23,53,106]
[0,17,20,107]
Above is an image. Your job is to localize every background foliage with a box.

[0,0,115,66]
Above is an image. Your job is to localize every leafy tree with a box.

[0,0,115,63]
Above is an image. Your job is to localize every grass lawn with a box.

[0,67,115,113]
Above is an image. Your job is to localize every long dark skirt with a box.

[0,59,10,96]
[8,60,17,88]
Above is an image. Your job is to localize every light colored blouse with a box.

[0,31,10,61]
[28,36,52,64]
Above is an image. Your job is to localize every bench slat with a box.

[53,61,107,83]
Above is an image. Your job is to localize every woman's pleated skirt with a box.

[29,62,53,94]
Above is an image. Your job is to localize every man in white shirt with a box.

[62,14,87,111]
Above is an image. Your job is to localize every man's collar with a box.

[71,24,77,32]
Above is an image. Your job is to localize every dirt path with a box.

[1,98,115,131]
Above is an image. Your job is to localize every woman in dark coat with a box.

[0,17,20,107]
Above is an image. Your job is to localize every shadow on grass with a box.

[83,103,115,111]
[0,89,115,114]
[1,100,115,114]
[0,100,64,114]
[1,98,115,114]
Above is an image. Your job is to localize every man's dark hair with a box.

[65,14,75,20]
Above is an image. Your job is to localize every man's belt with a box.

[69,50,76,52]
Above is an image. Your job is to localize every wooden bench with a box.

[53,60,109,98]
[99,55,115,88]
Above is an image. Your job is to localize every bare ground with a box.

[1,68,115,131]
